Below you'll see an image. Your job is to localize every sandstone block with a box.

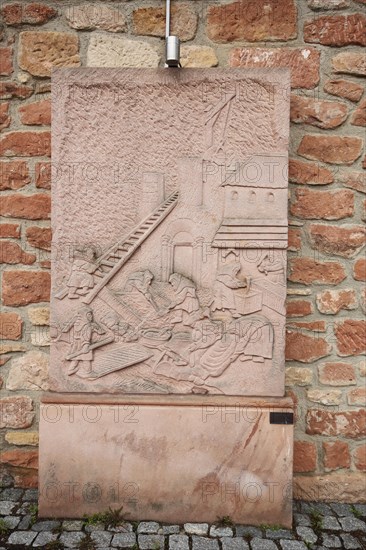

[0,160,30,190]
[2,270,50,306]
[1,3,57,25]
[316,289,357,314]
[66,4,126,33]
[180,46,218,68]
[286,330,331,363]
[0,131,50,157]
[0,241,36,265]
[323,441,350,470]
[291,188,353,220]
[26,226,51,250]
[332,52,366,76]
[19,32,80,77]
[324,79,364,102]
[133,4,197,41]
[306,409,366,438]
[0,396,35,429]
[87,35,160,68]
[4,431,39,446]
[290,95,348,129]
[6,350,50,391]
[0,193,50,220]
[289,258,346,285]
[335,319,366,356]
[308,224,366,258]
[304,14,366,46]
[294,441,317,473]
[298,135,363,165]
[19,99,51,125]
[27,306,50,326]
[0,102,11,131]
[353,258,366,281]
[285,366,313,386]
[0,223,20,238]
[0,46,13,76]
[307,389,342,406]
[0,312,22,340]
[318,362,356,386]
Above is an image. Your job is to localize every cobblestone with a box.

[32,531,58,546]
[59,531,85,547]
[0,502,15,515]
[0,489,23,501]
[321,516,342,530]
[163,525,180,534]
[341,533,362,549]
[339,516,366,532]
[62,519,84,531]
[210,525,233,537]
[251,539,277,550]
[296,526,318,543]
[7,531,36,545]
[2,516,19,530]
[169,534,190,550]
[192,535,220,550]
[138,521,161,534]
[236,526,263,538]
[330,503,354,516]
[111,532,136,547]
[138,534,165,549]
[221,537,249,550]
[185,523,209,535]
[265,529,294,540]
[322,533,342,547]
[31,520,61,531]
[279,542,308,550]
[293,514,311,527]
[90,531,113,546]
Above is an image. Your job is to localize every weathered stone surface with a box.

[7,532,37,546]
[33,532,59,547]
[294,441,317,472]
[294,473,366,502]
[210,526,233,537]
[288,320,326,332]
[112,533,137,547]
[298,135,363,165]
[308,224,366,258]
[26,226,51,250]
[0,311,22,340]
[1,3,57,25]
[5,431,39,446]
[180,46,218,68]
[221,539,249,550]
[2,270,50,306]
[170,534,190,550]
[354,258,366,281]
[6,350,49,391]
[339,517,366,531]
[207,0,296,42]
[28,306,50,325]
[316,289,357,314]
[192,537,220,550]
[290,95,348,129]
[288,228,301,251]
[251,540,276,550]
[138,535,165,549]
[0,396,35,428]
[0,160,30,190]
[289,258,346,285]
[354,445,366,471]
[307,389,342,406]
[0,46,13,76]
[19,99,51,125]
[335,320,366,356]
[66,4,126,32]
[285,367,313,386]
[184,524,209,536]
[133,4,197,41]
[348,388,366,406]
[304,14,366,46]
[291,189,353,220]
[0,131,50,157]
[0,101,10,130]
[289,158,333,185]
[319,362,356,386]
[308,0,350,8]
[0,81,33,99]
[307,409,366,438]
[332,52,366,76]
[351,98,366,127]
[19,32,80,77]
[0,342,26,354]
[286,300,313,317]
[230,47,320,88]
[286,330,331,363]
[0,193,50,219]
[0,241,36,265]
[324,79,364,102]
[340,171,366,194]
[0,223,20,238]
[296,527,317,544]
[59,532,85,548]
[35,162,51,189]
[87,35,160,68]
[137,522,160,534]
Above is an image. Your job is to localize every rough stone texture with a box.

[133,4,197,41]
[230,47,320,88]
[335,319,366,356]
[304,14,366,46]
[6,350,50,391]
[19,31,80,77]
[0,241,36,265]
[7,532,37,546]
[286,330,331,363]
[207,0,296,42]
[286,300,313,317]
[290,95,348,129]
[354,445,366,471]
[0,81,33,99]
[0,46,13,76]
[0,311,22,340]
[298,135,363,165]
[306,409,366,438]
[316,289,357,314]
[170,534,190,550]
[1,3,57,25]
[192,537,220,550]
[307,389,342,406]
[0,130,50,157]
[285,367,313,386]
[0,101,11,130]
[19,99,51,125]
[0,160,30,190]
[5,431,39,446]
[0,396,35,428]
[332,52,366,76]
[354,258,366,281]
[308,224,366,258]
[2,270,50,306]
[318,362,356,386]
[66,4,126,32]
[294,441,317,472]
[35,161,51,189]
[0,193,50,219]
[289,258,346,285]
[138,522,160,534]
[324,79,364,102]
[26,226,52,250]
[180,46,218,68]
[294,473,366,502]
[291,189,353,220]
[340,171,366,194]
[308,0,351,9]
[27,306,50,325]
[87,35,160,68]
[138,535,165,549]
[351,98,366,127]
[209,526,233,537]
[348,388,366,406]
[0,223,20,238]
[184,524,209,536]
[289,159,333,185]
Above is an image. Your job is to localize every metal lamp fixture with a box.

[165,0,180,67]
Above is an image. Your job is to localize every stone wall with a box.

[0,0,365,501]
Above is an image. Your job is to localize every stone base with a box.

[39,394,294,527]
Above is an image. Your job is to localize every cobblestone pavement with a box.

[1,488,366,549]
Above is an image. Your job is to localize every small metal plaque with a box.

[270,412,294,425]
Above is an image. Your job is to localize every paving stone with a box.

[23,489,38,502]
[339,516,366,532]
[62,519,84,531]
[109,522,134,533]
[354,504,366,517]
[0,500,16,515]
[169,534,189,550]
[331,503,354,516]
[163,525,180,534]
[322,534,342,548]
[279,542,308,550]
[265,529,294,540]
[0,488,23,501]
[31,520,61,531]
[0,474,14,488]
[138,534,165,549]
[210,525,233,537]
[301,502,332,515]
[85,522,106,532]
[294,514,311,527]
[138,521,160,534]
[91,531,113,546]
[7,531,37,545]
[321,516,341,530]
[112,532,136,547]
[192,536,220,550]
[251,539,277,550]
[236,526,263,538]
[33,531,59,546]
[60,531,85,548]
[296,526,317,544]
[341,534,362,549]
[17,501,33,515]
[3,515,20,529]
[184,523,209,535]
[17,514,32,529]
[221,537,249,550]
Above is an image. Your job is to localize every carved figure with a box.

[211,263,247,313]
[124,270,159,311]
[67,247,99,299]
[62,307,111,378]
[168,273,201,327]
[101,312,137,342]
[257,254,285,284]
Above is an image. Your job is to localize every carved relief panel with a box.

[50,69,290,396]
